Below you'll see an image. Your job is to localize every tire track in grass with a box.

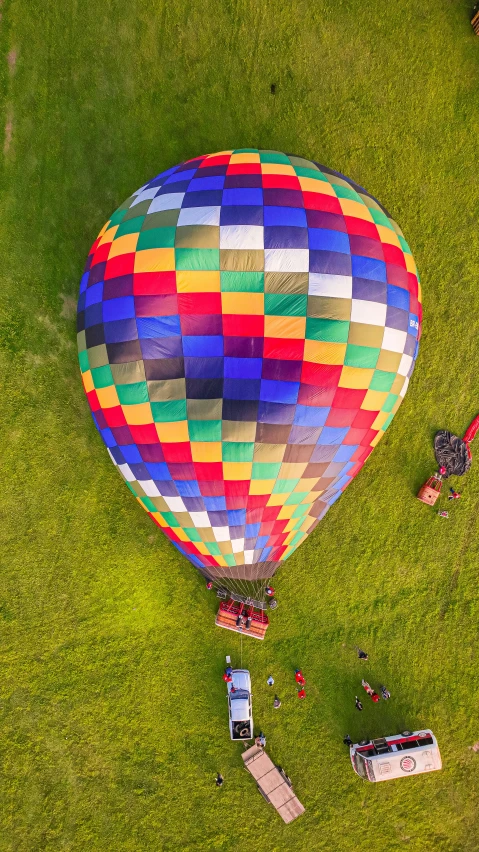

[439,487,479,620]
[1,2,14,159]
[3,103,12,154]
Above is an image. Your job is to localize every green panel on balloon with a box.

[188,420,222,441]
[223,443,255,462]
[370,370,397,392]
[151,400,188,423]
[265,294,308,317]
[116,217,145,237]
[221,272,264,292]
[117,382,149,405]
[109,209,128,226]
[91,365,114,389]
[175,248,220,270]
[306,318,350,343]
[137,228,176,249]
[345,345,381,369]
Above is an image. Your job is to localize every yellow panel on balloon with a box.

[191,442,222,462]
[249,480,276,495]
[176,271,221,292]
[223,462,253,480]
[339,366,374,390]
[156,421,189,442]
[96,385,120,409]
[98,225,118,246]
[303,340,347,365]
[108,232,138,258]
[134,248,175,272]
[123,403,152,425]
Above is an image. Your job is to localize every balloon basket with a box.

[216,600,269,640]
[417,475,443,506]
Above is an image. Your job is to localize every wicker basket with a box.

[417,477,442,506]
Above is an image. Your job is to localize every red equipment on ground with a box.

[463,413,479,458]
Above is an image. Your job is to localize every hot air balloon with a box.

[77,150,422,638]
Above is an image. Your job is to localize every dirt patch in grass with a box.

[7,48,17,74]
[60,293,77,320]
[3,107,13,155]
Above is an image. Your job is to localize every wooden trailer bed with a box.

[242,744,305,824]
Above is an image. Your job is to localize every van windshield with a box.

[354,753,369,780]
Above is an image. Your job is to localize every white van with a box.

[350,730,442,782]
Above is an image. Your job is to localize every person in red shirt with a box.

[294,669,306,686]
[222,671,232,683]
[297,688,306,699]
[362,679,380,702]
[448,488,461,500]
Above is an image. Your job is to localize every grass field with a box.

[1,1,479,849]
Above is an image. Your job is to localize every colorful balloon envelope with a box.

[77,150,422,598]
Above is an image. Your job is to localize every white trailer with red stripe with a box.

[350,729,442,782]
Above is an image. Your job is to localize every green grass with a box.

[1,1,479,849]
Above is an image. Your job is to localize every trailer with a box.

[242,744,305,824]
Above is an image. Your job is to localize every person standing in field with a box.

[295,669,306,685]
[355,696,363,711]
[355,647,368,661]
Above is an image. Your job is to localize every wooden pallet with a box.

[472,9,479,34]
[215,606,268,640]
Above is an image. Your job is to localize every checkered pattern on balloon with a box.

[77,150,421,617]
